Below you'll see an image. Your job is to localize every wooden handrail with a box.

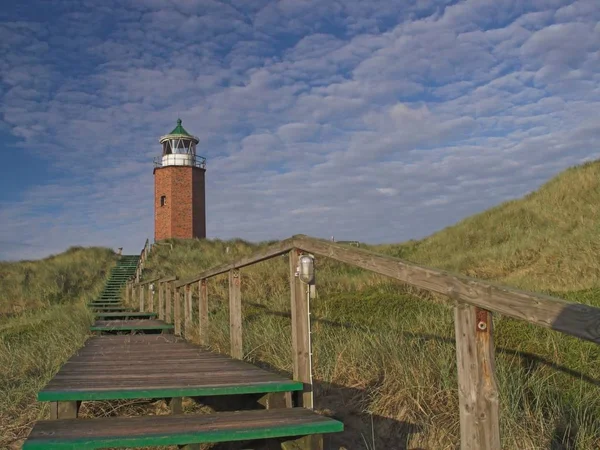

[168,234,600,344]
[138,277,161,286]
[292,236,600,344]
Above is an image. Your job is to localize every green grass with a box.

[0,246,116,315]
[373,160,600,293]
[0,304,95,448]
[0,247,115,449]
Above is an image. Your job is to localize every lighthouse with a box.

[154,119,206,241]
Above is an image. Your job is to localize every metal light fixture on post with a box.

[298,255,314,284]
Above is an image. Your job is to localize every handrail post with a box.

[289,249,314,409]
[185,284,192,339]
[455,302,500,450]
[229,269,242,359]
[199,279,209,346]
[132,284,137,308]
[139,283,145,312]
[148,284,154,313]
[166,281,172,324]
[174,287,182,336]
[158,281,164,320]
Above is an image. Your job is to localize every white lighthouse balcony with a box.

[154,154,206,169]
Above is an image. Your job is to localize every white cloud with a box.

[376,188,398,196]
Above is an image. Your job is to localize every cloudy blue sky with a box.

[1,0,599,260]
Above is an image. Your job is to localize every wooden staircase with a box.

[23,254,342,449]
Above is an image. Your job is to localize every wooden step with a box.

[90,300,123,304]
[23,408,342,449]
[88,303,124,307]
[90,320,173,333]
[89,307,128,311]
[95,312,157,320]
[38,335,303,401]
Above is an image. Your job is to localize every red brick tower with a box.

[154,119,206,241]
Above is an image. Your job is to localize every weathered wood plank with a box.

[25,408,343,449]
[199,279,209,346]
[139,277,161,286]
[289,250,313,409]
[454,303,500,450]
[139,283,145,312]
[229,269,242,359]
[169,397,183,414]
[174,287,182,336]
[185,285,193,339]
[158,281,165,320]
[166,282,172,324]
[49,401,79,420]
[281,434,323,450]
[292,235,600,343]
[148,285,154,313]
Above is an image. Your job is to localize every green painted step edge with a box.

[89,303,124,305]
[89,308,128,311]
[92,306,127,312]
[23,416,342,450]
[94,313,157,318]
[88,300,123,306]
[90,305,127,308]
[89,324,174,331]
[90,307,128,309]
[22,419,342,450]
[37,380,304,401]
[89,306,125,308]
[88,303,124,306]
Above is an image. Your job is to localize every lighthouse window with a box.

[160,196,167,207]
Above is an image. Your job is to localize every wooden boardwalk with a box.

[39,334,303,402]
[24,253,342,449]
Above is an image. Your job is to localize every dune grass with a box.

[0,246,116,315]
[373,160,600,293]
[0,247,115,449]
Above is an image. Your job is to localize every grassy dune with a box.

[374,160,600,293]
[141,162,600,449]
[0,247,114,448]
[0,246,116,315]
